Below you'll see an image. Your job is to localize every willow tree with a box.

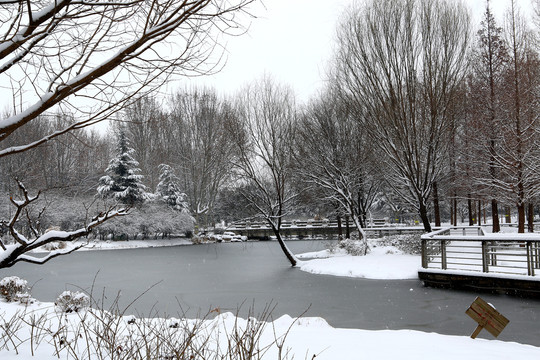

[333,0,470,232]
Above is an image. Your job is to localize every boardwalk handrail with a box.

[421,226,540,277]
[422,226,485,240]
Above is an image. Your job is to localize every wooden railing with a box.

[421,226,540,277]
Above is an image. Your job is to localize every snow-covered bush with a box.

[156,164,190,213]
[376,234,422,254]
[97,201,194,240]
[191,234,204,244]
[55,291,90,313]
[0,276,29,302]
[0,299,298,360]
[333,239,370,256]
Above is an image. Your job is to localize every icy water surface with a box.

[2,240,540,346]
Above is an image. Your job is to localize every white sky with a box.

[182,0,534,104]
[0,0,534,122]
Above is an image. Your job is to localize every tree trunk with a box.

[450,200,454,226]
[492,199,500,233]
[478,200,482,226]
[468,196,474,226]
[269,222,297,266]
[350,214,369,255]
[505,206,512,223]
[358,193,367,228]
[433,182,441,227]
[527,203,534,233]
[517,203,525,233]
[345,215,350,239]
[453,196,458,226]
[337,215,343,240]
[419,202,432,232]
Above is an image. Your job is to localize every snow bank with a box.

[32,238,192,253]
[298,245,420,280]
[1,300,539,360]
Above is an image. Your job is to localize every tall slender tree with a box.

[296,89,381,253]
[230,77,299,266]
[470,0,508,232]
[493,1,540,232]
[333,0,470,232]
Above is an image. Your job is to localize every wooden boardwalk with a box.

[419,226,540,297]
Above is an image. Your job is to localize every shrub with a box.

[191,235,203,244]
[55,291,90,313]
[42,241,67,251]
[331,239,370,256]
[0,276,29,302]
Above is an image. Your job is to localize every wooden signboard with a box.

[466,297,509,339]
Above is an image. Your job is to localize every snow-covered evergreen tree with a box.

[97,129,148,206]
[155,164,189,213]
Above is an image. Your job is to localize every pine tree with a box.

[97,129,148,206]
[155,164,189,213]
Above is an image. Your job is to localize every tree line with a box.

[1,0,540,268]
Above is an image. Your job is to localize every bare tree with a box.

[492,1,540,232]
[168,87,238,228]
[0,0,253,157]
[229,77,298,266]
[124,96,166,190]
[333,0,470,232]
[0,1,252,268]
[296,89,380,254]
[468,1,510,232]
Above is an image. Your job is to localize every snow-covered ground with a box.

[34,238,193,253]
[1,299,539,360]
[297,244,420,280]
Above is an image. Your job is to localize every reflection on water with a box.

[1,239,539,346]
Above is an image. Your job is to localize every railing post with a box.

[441,240,447,270]
[532,241,540,267]
[421,239,427,268]
[527,241,534,276]
[536,242,540,269]
[482,241,489,273]
[489,241,497,266]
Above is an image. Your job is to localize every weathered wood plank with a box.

[466,297,509,338]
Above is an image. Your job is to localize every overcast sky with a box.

[185,0,534,104]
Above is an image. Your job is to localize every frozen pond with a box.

[2,240,540,346]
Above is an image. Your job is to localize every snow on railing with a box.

[421,226,540,276]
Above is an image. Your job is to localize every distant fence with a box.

[228,221,433,239]
[421,226,540,277]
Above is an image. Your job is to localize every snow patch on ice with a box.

[298,243,420,280]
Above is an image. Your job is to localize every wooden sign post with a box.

[466,297,509,339]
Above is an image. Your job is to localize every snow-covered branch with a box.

[0,0,254,156]
[0,183,127,268]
